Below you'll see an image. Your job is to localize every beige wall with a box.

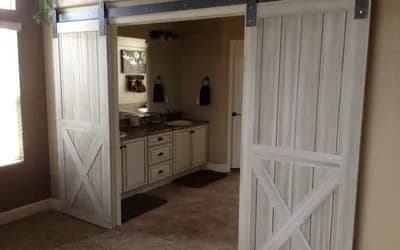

[147,39,183,113]
[0,0,50,211]
[355,1,400,249]
[180,17,244,164]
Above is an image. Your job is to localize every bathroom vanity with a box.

[120,121,208,195]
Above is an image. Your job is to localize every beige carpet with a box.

[0,172,239,250]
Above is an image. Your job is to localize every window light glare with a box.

[0,28,24,167]
[0,0,15,10]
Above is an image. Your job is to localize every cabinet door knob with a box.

[158,137,163,141]
[158,170,164,174]
[158,152,164,157]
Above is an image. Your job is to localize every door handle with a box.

[232,112,241,117]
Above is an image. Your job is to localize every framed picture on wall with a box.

[121,49,146,74]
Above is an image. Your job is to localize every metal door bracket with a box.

[246,0,257,26]
[98,1,107,36]
[355,0,369,19]
[51,9,58,38]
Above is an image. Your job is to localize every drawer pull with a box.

[149,161,172,183]
[158,152,164,157]
[158,137,163,141]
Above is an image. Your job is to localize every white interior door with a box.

[239,1,370,250]
[230,40,244,169]
[53,20,113,229]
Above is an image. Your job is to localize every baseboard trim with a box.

[204,162,230,173]
[0,198,58,226]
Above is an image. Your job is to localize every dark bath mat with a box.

[173,170,228,188]
[121,193,167,223]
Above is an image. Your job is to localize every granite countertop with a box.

[120,120,208,142]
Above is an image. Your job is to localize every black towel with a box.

[153,76,165,103]
[199,76,211,106]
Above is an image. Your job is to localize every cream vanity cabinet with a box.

[121,125,207,193]
[121,132,173,192]
[121,137,147,192]
[173,129,192,174]
[174,125,208,174]
[147,132,173,183]
[191,125,208,167]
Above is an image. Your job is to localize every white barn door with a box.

[239,1,370,250]
[53,20,113,228]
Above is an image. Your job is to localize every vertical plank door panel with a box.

[53,21,113,228]
[238,1,370,250]
[256,16,282,249]
[274,14,302,250]
[311,10,347,250]
[292,12,324,243]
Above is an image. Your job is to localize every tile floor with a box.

[0,172,239,250]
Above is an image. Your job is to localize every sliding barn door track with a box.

[52,0,369,37]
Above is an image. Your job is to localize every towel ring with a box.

[201,76,210,86]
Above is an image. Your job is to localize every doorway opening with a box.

[113,16,245,248]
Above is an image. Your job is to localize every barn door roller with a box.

[355,0,369,19]
[98,1,107,36]
[246,0,257,26]
[51,9,58,38]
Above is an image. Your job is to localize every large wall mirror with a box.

[117,23,183,117]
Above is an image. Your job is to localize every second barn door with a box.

[239,1,370,250]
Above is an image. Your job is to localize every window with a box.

[0,0,15,10]
[0,25,24,167]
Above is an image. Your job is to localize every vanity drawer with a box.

[149,161,172,184]
[148,132,172,146]
[149,144,173,165]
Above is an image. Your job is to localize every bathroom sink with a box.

[166,120,193,126]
